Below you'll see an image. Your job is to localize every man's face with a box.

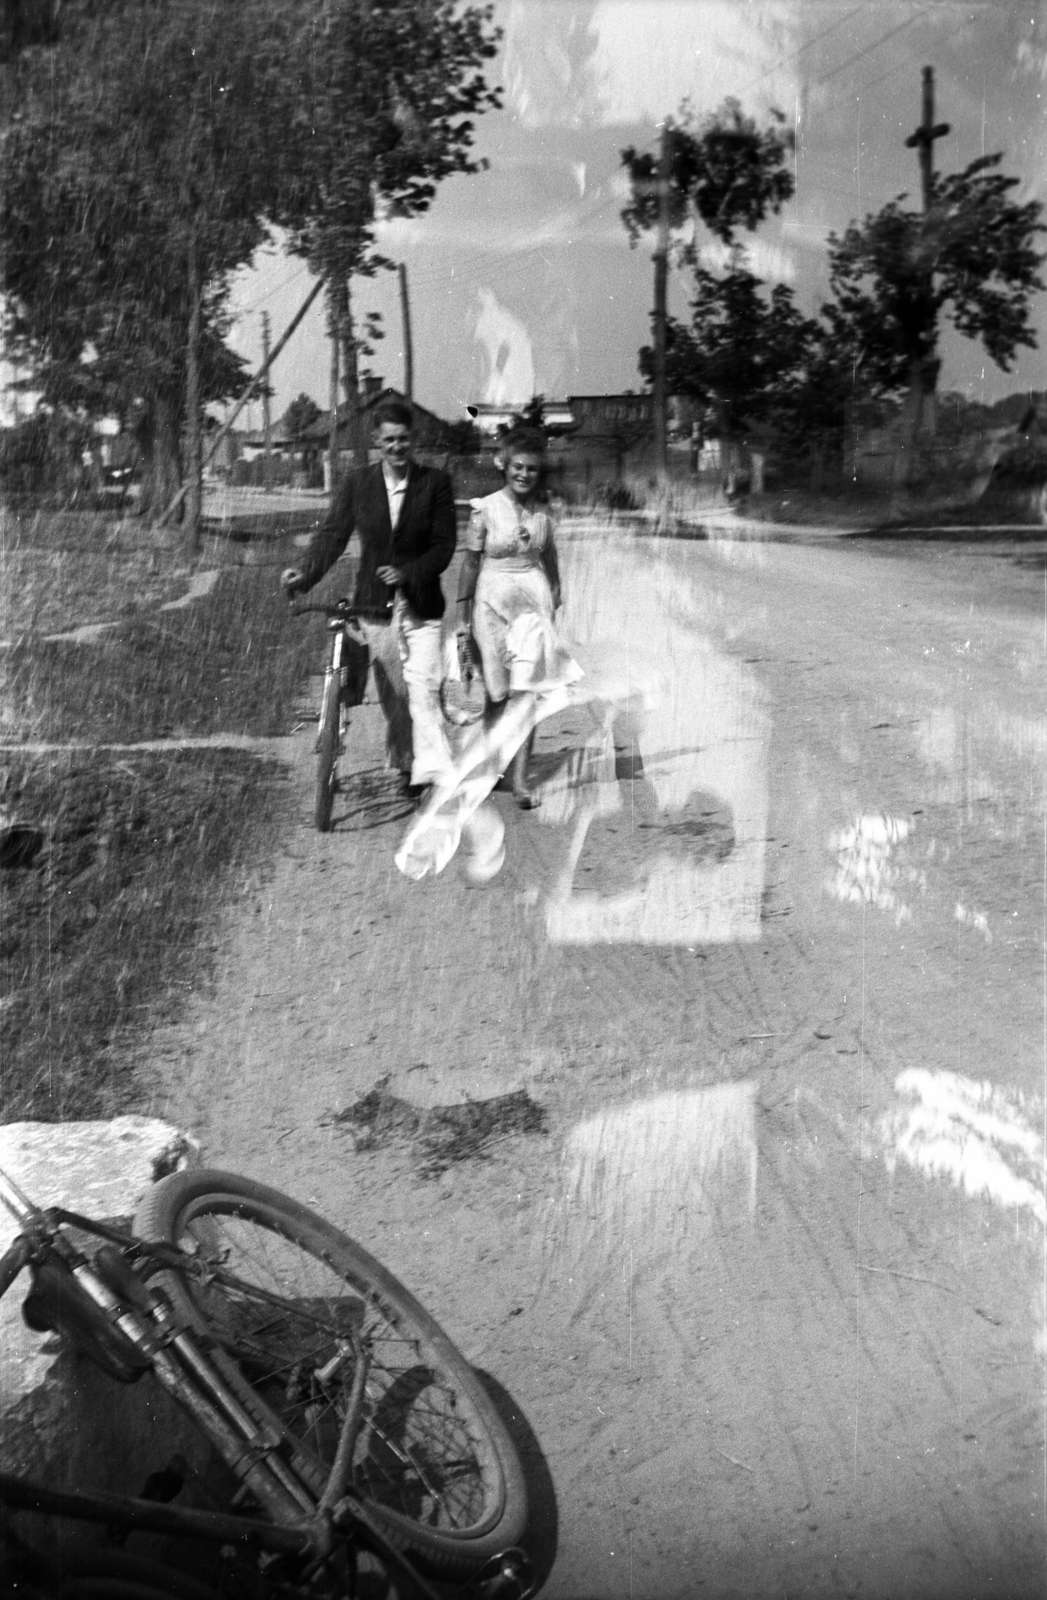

[375,422,413,471]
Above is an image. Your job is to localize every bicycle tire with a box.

[134,1171,528,1580]
[313,673,340,833]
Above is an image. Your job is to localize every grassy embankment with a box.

[1,509,328,1122]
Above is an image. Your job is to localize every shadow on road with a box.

[332,767,414,832]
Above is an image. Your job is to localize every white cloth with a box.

[394,647,665,882]
[395,687,576,881]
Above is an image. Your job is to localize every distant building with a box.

[463,391,666,495]
[567,393,652,438]
[302,385,448,457]
[217,385,450,489]
[466,400,577,437]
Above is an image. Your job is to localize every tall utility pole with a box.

[327,291,341,495]
[398,263,414,405]
[903,66,951,440]
[339,285,368,466]
[260,309,272,492]
[155,278,325,529]
[651,121,672,479]
[904,65,950,214]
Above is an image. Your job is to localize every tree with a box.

[621,98,796,470]
[643,262,816,485]
[621,97,795,251]
[824,154,1045,437]
[443,417,483,454]
[278,0,501,463]
[2,0,299,538]
[765,325,859,489]
[0,0,61,62]
[284,394,323,440]
[516,396,549,434]
[2,0,502,538]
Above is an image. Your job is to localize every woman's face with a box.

[504,451,542,499]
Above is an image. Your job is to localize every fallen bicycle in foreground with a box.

[0,1163,535,1599]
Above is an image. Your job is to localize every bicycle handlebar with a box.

[288,598,393,622]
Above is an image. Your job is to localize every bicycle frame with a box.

[289,598,394,832]
[0,1163,448,1600]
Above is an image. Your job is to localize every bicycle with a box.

[288,597,393,833]
[0,1162,533,1600]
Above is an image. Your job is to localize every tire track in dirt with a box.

[141,536,1044,1599]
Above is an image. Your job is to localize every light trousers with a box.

[358,601,453,787]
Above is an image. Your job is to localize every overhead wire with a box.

[229,260,316,323]
[231,7,941,357]
[399,11,934,297]
[815,9,930,94]
[746,4,868,92]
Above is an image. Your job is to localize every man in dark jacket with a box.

[282,399,456,794]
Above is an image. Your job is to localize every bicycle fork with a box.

[68,1247,447,1598]
[60,1239,316,1529]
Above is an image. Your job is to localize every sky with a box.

[4,0,1046,427]
[218,0,1047,429]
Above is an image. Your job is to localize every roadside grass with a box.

[0,509,331,1123]
[2,564,328,742]
[1,749,289,1121]
[2,505,141,553]
[0,544,191,639]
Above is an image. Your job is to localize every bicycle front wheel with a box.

[134,1171,528,1580]
[313,671,340,832]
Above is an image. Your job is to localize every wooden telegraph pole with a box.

[398,263,414,405]
[651,121,672,479]
[327,291,341,495]
[155,278,324,529]
[337,285,368,468]
[903,66,951,439]
[261,309,273,492]
[905,65,950,214]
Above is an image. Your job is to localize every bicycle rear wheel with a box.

[134,1171,528,1580]
[313,671,341,833]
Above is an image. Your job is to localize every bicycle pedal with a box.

[470,1548,535,1600]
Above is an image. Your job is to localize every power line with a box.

[403,191,627,291]
[748,4,867,91]
[819,62,911,115]
[306,12,938,331]
[815,9,928,86]
[233,261,315,320]
[403,20,931,296]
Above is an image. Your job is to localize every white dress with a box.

[465,489,581,701]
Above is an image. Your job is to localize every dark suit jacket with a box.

[297,462,456,621]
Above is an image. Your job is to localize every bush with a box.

[0,414,52,495]
[991,439,1047,487]
[595,482,640,511]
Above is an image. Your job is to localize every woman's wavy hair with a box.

[496,424,547,462]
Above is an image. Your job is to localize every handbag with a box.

[440,630,487,726]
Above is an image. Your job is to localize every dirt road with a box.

[147,525,1046,1599]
